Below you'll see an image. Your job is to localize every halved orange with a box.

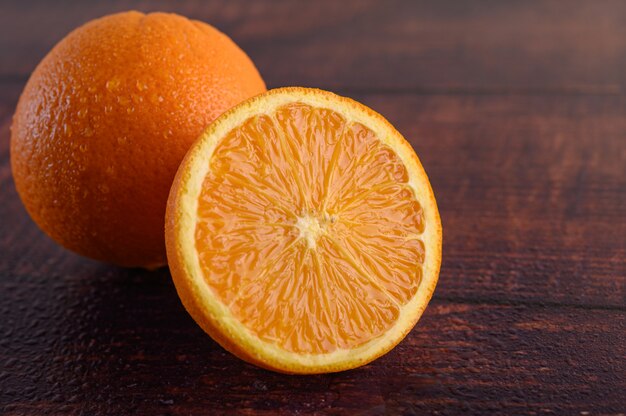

[165,87,442,373]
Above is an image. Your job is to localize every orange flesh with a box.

[195,103,426,354]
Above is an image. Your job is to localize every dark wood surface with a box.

[1,1,624,415]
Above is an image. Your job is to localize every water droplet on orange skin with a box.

[135,80,148,91]
[106,77,121,91]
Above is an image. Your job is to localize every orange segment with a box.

[166,87,441,373]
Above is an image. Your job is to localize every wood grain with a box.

[1,269,624,415]
[1,0,625,415]
[3,0,626,92]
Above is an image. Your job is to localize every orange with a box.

[166,88,442,373]
[10,11,266,267]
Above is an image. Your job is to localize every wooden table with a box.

[1,1,624,414]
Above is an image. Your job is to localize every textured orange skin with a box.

[11,11,266,267]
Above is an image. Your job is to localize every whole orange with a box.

[11,11,266,267]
